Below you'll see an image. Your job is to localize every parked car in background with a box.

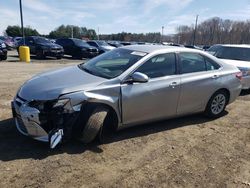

[13,37,22,48]
[184,45,203,50]
[0,36,15,50]
[17,36,64,59]
[202,45,211,51]
[163,42,183,47]
[87,40,115,54]
[208,44,250,89]
[0,39,7,60]
[120,41,132,46]
[12,45,241,148]
[49,39,56,43]
[107,41,123,48]
[56,38,99,59]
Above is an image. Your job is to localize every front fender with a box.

[61,88,121,123]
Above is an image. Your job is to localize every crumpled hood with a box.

[221,59,250,69]
[18,65,107,100]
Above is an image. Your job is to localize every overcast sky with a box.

[1,0,250,35]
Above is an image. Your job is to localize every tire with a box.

[2,55,7,60]
[79,107,108,144]
[205,90,228,118]
[98,111,116,144]
[36,50,45,59]
[56,56,62,60]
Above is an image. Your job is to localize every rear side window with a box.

[179,53,206,74]
[205,57,221,70]
[136,53,176,78]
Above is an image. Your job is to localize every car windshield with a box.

[96,41,109,46]
[35,37,52,44]
[215,46,250,61]
[79,48,147,79]
[73,39,90,47]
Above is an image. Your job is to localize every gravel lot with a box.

[0,56,249,187]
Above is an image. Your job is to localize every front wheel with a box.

[2,55,7,60]
[205,90,228,118]
[79,107,108,144]
[36,50,45,59]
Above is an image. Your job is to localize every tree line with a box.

[175,17,250,45]
[5,25,97,39]
[100,32,161,43]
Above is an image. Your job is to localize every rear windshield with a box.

[215,46,250,61]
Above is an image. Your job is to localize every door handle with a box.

[212,75,220,79]
[169,82,178,88]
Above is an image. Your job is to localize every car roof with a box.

[218,44,250,48]
[120,44,196,53]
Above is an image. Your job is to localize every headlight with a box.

[238,67,250,77]
[1,43,6,48]
[53,99,70,108]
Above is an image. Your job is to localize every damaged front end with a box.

[12,95,83,148]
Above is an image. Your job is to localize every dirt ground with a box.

[0,61,249,188]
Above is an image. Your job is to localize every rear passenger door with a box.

[177,52,221,115]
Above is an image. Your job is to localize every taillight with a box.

[236,72,243,80]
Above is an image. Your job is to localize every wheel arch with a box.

[213,88,230,104]
[81,102,119,130]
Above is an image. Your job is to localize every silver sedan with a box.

[12,45,242,148]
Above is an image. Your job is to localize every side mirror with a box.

[125,72,149,84]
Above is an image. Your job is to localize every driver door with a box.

[121,53,181,125]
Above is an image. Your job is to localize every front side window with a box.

[79,48,147,79]
[179,53,206,74]
[136,53,176,78]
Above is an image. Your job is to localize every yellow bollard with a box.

[19,46,30,63]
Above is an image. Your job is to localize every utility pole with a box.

[97,27,100,40]
[71,26,73,38]
[161,26,164,43]
[193,15,199,46]
[178,35,181,44]
[19,0,25,45]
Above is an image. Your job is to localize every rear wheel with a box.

[205,90,228,118]
[79,107,109,144]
